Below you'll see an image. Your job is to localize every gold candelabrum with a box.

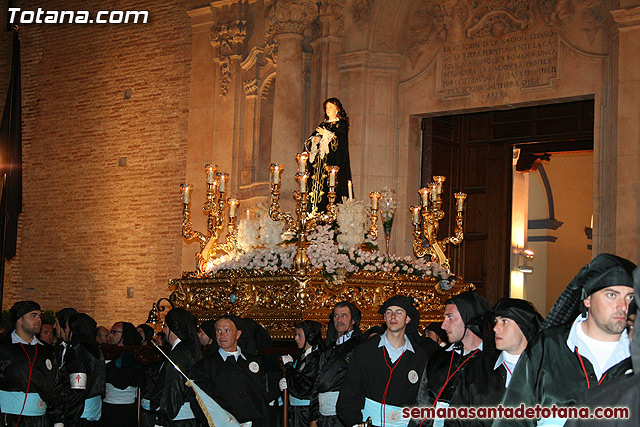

[181,164,239,274]
[269,152,341,273]
[411,176,467,275]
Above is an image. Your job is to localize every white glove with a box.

[281,354,294,365]
[279,377,288,391]
[54,424,64,427]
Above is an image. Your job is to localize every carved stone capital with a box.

[318,0,344,37]
[269,0,318,35]
[210,20,247,96]
[243,78,260,97]
[210,20,247,58]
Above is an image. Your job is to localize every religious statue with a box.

[305,98,352,215]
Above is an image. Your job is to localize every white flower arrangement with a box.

[203,223,448,283]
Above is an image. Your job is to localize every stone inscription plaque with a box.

[440,30,557,99]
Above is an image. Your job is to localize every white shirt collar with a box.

[378,331,414,363]
[302,346,314,358]
[566,315,630,379]
[494,350,521,387]
[11,330,42,345]
[445,341,483,355]
[336,330,354,345]
[170,337,182,350]
[219,345,246,361]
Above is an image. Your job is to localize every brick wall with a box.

[1,0,192,328]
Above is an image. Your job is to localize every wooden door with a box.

[422,113,512,304]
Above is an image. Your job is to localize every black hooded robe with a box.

[444,350,507,427]
[409,345,483,427]
[59,342,106,427]
[285,348,321,427]
[0,337,64,427]
[310,335,364,427]
[148,341,200,427]
[336,335,428,427]
[492,323,631,427]
[191,350,271,427]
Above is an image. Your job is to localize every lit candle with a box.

[326,165,339,187]
[455,192,467,212]
[433,176,445,194]
[411,206,421,225]
[348,180,354,200]
[180,184,192,204]
[205,164,218,184]
[296,173,309,193]
[217,172,228,193]
[419,188,430,206]
[228,198,239,218]
[370,192,380,210]
[296,152,309,174]
[270,163,283,185]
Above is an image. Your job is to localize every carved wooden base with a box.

[169,269,474,340]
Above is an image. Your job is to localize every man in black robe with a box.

[281,320,324,427]
[101,321,144,427]
[337,295,428,427]
[148,308,201,426]
[60,313,106,426]
[494,253,636,427]
[564,264,640,426]
[191,315,273,427]
[446,298,543,427]
[0,301,63,426]
[310,301,365,427]
[411,291,492,427]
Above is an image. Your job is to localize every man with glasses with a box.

[337,295,428,427]
[310,301,364,427]
[101,322,143,427]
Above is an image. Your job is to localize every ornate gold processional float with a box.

[168,156,473,339]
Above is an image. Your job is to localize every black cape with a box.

[59,342,106,426]
[191,349,271,427]
[310,334,364,426]
[150,341,201,427]
[0,337,63,426]
[285,348,321,427]
[337,335,428,427]
[445,350,507,427]
[409,345,483,427]
[494,323,631,427]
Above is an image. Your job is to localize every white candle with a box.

[455,193,467,211]
[370,192,380,210]
[348,180,354,200]
[205,164,217,184]
[297,152,309,174]
[297,173,308,193]
[217,173,228,193]
[181,184,192,204]
[430,184,438,202]
[228,198,239,218]
[411,206,421,224]
[271,164,283,185]
[327,166,339,187]
[419,188,429,206]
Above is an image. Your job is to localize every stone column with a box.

[309,0,344,121]
[336,51,405,252]
[611,6,640,260]
[269,0,318,187]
